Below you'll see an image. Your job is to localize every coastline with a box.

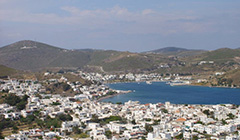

[105,79,239,89]
[97,90,132,102]
[189,83,238,89]
[103,80,164,84]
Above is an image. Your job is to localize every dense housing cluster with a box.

[0,72,240,140]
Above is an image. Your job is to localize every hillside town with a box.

[0,72,240,140]
[1,0,240,139]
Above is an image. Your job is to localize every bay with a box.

[102,82,240,104]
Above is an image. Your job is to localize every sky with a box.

[0,0,240,52]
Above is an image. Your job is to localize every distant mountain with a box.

[146,47,206,56]
[202,48,240,61]
[180,47,240,70]
[74,48,100,52]
[0,40,90,71]
[0,40,156,72]
[0,40,239,74]
[149,47,188,53]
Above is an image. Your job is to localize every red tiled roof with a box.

[144,103,150,106]
[176,118,186,122]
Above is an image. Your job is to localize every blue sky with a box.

[0,0,240,52]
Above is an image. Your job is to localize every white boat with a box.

[169,80,190,86]
[146,81,152,84]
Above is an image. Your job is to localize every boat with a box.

[146,81,152,84]
[169,80,190,86]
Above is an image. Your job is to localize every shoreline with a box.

[189,83,239,89]
[97,90,132,102]
[105,80,239,89]
[103,80,164,84]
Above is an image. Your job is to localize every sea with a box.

[101,82,240,105]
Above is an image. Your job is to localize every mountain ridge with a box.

[145,46,206,57]
[0,40,239,74]
[147,46,189,53]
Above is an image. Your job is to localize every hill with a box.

[0,40,90,71]
[0,65,17,77]
[185,48,240,65]
[202,48,240,61]
[223,69,240,86]
[0,40,174,73]
[146,47,205,56]
[0,40,239,74]
[148,47,188,53]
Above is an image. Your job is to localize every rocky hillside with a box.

[0,40,167,72]
[0,40,91,71]
[0,65,17,77]
[0,40,239,74]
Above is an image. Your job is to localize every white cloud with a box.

[0,5,228,35]
[142,9,155,15]
[61,6,80,14]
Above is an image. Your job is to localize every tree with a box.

[116,102,122,105]
[77,133,89,138]
[35,119,44,128]
[226,79,233,86]
[45,117,62,128]
[5,94,28,110]
[22,95,29,101]
[161,108,168,113]
[0,131,4,139]
[104,116,122,123]
[221,119,227,125]
[16,101,27,110]
[58,70,64,74]
[51,102,61,106]
[192,135,198,140]
[203,109,210,116]
[145,124,153,132]
[57,114,73,121]
[131,119,136,125]
[227,113,235,119]
[72,126,82,134]
[90,114,100,123]
[5,94,21,106]
[175,133,183,139]
[0,118,15,131]
[105,130,112,139]
[20,115,35,124]
[13,125,18,131]
[62,84,71,91]
[107,91,117,95]
[195,120,204,125]
[153,120,160,125]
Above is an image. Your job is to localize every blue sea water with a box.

[102,82,240,104]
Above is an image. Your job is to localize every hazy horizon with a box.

[1,0,240,52]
